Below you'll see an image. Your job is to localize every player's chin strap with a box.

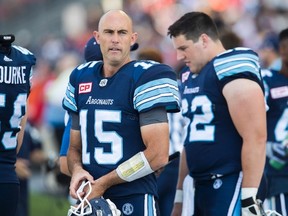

[68,181,93,216]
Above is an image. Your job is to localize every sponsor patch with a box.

[181,71,190,83]
[79,82,92,94]
[270,86,288,99]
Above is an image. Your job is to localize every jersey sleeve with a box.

[133,62,180,113]
[62,67,80,113]
[59,117,71,156]
[214,48,263,90]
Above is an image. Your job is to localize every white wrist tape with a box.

[116,152,154,182]
[241,187,258,200]
[174,189,183,203]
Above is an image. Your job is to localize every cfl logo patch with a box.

[122,203,134,215]
[213,179,222,189]
[79,82,92,94]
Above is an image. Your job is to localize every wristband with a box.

[116,152,153,182]
[241,187,258,200]
[174,189,183,203]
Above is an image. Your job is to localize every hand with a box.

[241,188,266,216]
[242,197,266,216]
[171,203,183,216]
[15,158,31,179]
[69,167,94,199]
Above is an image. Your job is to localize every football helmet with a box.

[67,181,121,216]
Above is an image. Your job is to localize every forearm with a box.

[140,122,170,171]
[60,156,71,176]
[17,114,27,153]
[241,140,266,188]
[67,147,82,174]
[176,148,189,190]
[67,129,83,174]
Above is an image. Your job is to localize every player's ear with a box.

[93,31,100,44]
[200,33,209,48]
[131,32,138,47]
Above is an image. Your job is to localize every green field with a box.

[30,192,70,216]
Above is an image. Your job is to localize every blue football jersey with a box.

[262,69,288,176]
[0,45,36,183]
[179,48,263,180]
[63,60,180,198]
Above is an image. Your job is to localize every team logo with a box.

[3,56,12,62]
[213,179,222,189]
[99,79,108,87]
[122,203,134,215]
[79,82,92,94]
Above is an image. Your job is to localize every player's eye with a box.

[118,30,128,35]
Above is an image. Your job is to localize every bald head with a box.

[98,10,133,32]
[94,9,138,73]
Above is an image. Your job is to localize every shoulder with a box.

[131,60,176,82]
[11,45,36,64]
[215,47,259,68]
[12,45,34,55]
[70,61,102,77]
[133,60,173,72]
[214,47,261,80]
[75,60,103,71]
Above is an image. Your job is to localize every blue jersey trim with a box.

[214,53,261,80]
[63,83,77,112]
[134,78,179,112]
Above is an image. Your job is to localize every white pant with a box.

[182,175,194,216]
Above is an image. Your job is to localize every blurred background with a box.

[1,0,288,215]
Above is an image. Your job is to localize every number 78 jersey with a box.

[179,48,264,180]
[63,60,180,197]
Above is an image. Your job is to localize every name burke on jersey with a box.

[86,96,114,105]
[0,66,27,84]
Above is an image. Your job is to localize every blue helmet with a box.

[67,181,121,216]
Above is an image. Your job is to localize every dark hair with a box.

[137,48,163,63]
[220,30,243,49]
[167,12,220,42]
[279,28,288,42]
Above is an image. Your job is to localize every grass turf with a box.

[29,192,70,216]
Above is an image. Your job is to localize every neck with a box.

[102,58,131,77]
[279,62,288,77]
[208,41,226,61]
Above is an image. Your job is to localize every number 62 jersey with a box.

[179,48,264,180]
[63,60,180,197]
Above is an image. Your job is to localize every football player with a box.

[59,36,138,177]
[63,10,180,216]
[168,12,267,216]
[262,27,288,215]
[0,34,36,216]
